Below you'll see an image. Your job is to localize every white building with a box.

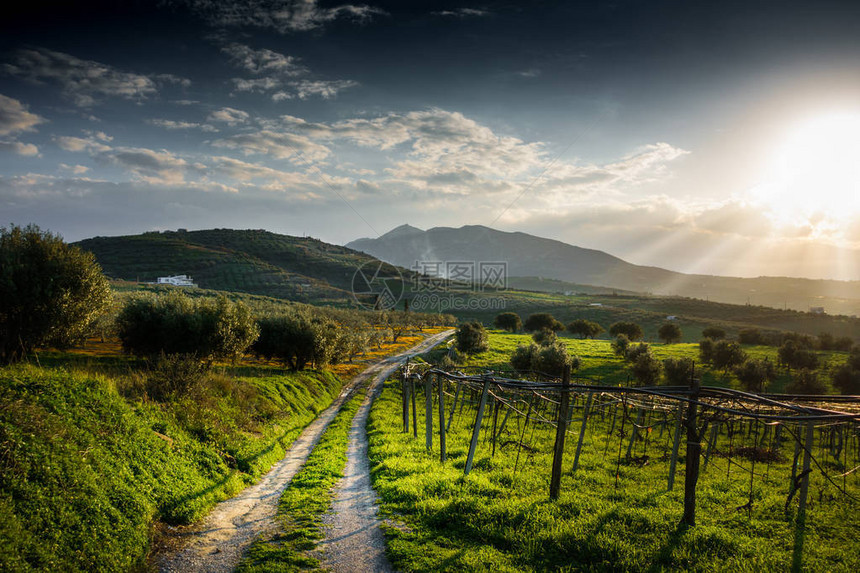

[156,275,196,287]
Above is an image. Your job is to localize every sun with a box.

[752,111,860,231]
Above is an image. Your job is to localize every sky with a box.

[2,0,860,280]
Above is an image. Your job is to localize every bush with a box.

[253,314,339,370]
[777,340,819,372]
[712,340,747,372]
[631,351,662,386]
[738,328,764,345]
[663,357,695,385]
[146,353,210,401]
[734,358,777,393]
[611,334,631,357]
[699,338,715,363]
[510,343,538,372]
[609,322,643,341]
[702,327,726,340]
[567,319,603,339]
[625,342,652,363]
[833,364,860,395]
[523,313,564,332]
[658,322,682,344]
[117,293,258,361]
[534,342,579,377]
[455,321,489,354]
[532,327,558,346]
[494,312,522,333]
[0,224,111,363]
[786,369,830,395]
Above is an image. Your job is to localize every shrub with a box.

[611,334,631,357]
[832,364,860,395]
[567,319,604,339]
[493,312,522,333]
[699,338,715,363]
[712,340,747,372]
[738,328,764,345]
[663,357,695,386]
[701,327,726,340]
[0,224,111,363]
[146,353,210,401]
[734,358,777,393]
[778,340,819,372]
[609,322,643,341]
[117,293,258,361]
[658,322,682,344]
[786,369,830,395]
[631,351,662,387]
[253,314,337,370]
[625,342,652,363]
[510,343,538,372]
[534,342,579,377]
[455,321,489,354]
[532,327,558,346]
[523,313,564,332]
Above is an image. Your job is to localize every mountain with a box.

[75,229,384,303]
[347,225,860,315]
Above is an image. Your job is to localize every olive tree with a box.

[1,224,111,364]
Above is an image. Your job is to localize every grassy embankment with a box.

[366,332,860,572]
[0,325,440,572]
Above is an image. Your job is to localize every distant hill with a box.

[347,225,860,315]
[75,229,384,304]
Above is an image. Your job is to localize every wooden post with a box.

[572,391,594,472]
[702,422,720,473]
[438,374,447,463]
[491,397,500,457]
[497,402,513,441]
[680,378,702,527]
[465,379,491,476]
[411,374,418,438]
[550,365,572,500]
[625,409,643,460]
[425,373,433,450]
[790,424,802,493]
[798,421,814,518]
[667,399,684,491]
[446,380,462,432]
[402,371,410,433]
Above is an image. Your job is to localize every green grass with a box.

[238,383,367,572]
[435,331,852,393]
[366,334,860,572]
[0,363,344,571]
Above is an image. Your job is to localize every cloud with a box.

[175,0,383,33]
[2,48,188,107]
[290,79,358,99]
[434,8,489,18]
[59,164,91,175]
[54,135,112,153]
[232,77,283,93]
[222,43,306,75]
[207,107,250,125]
[212,130,331,162]
[148,119,218,132]
[0,141,39,156]
[102,147,199,184]
[0,94,46,136]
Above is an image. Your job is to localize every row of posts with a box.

[399,364,817,528]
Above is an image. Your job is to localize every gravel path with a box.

[318,329,454,573]
[154,330,452,573]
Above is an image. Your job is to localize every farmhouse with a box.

[156,274,196,287]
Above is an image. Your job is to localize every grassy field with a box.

[366,333,860,572]
[430,331,852,393]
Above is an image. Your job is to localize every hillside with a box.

[348,225,860,315]
[75,229,386,304]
